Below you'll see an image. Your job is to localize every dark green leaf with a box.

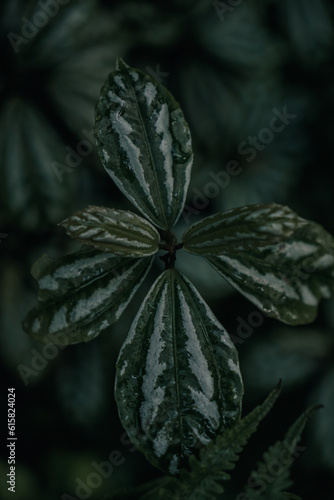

[95,58,193,230]
[23,248,153,345]
[0,98,76,230]
[277,0,333,67]
[1,1,122,230]
[183,203,334,324]
[243,406,319,499]
[168,383,282,499]
[115,268,243,475]
[182,204,303,254]
[60,206,160,256]
[241,327,328,395]
[198,2,279,72]
[120,383,281,499]
[311,366,334,472]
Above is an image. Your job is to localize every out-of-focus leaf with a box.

[115,268,243,475]
[1,0,126,229]
[276,0,333,67]
[197,2,281,71]
[60,206,160,256]
[56,342,106,428]
[183,203,334,325]
[213,89,309,210]
[311,366,334,472]
[0,98,76,229]
[178,61,277,158]
[241,328,330,395]
[95,58,193,230]
[22,0,126,133]
[23,248,153,345]
[0,261,40,371]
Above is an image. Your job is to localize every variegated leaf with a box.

[115,268,243,475]
[183,203,334,324]
[59,206,160,256]
[95,58,193,230]
[23,248,153,345]
[182,204,303,254]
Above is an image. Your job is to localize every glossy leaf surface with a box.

[111,383,281,499]
[182,204,303,254]
[115,268,243,475]
[23,248,152,345]
[183,204,334,324]
[95,58,193,230]
[60,206,160,256]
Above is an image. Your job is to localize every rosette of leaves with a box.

[23,60,334,479]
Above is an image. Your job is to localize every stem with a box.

[159,251,176,270]
[158,231,183,270]
[160,229,177,247]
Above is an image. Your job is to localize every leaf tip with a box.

[57,218,68,229]
[275,378,283,395]
[116,57,128,71]
[310,404,324,414]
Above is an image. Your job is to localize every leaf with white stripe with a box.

[183,203,334,324]
[182,204,304,254]
[95,58,193,230]
[59,206,160,256]
[23,248,153,345]
[115,268,243,475]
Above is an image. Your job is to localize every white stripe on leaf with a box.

[115,268,243,475]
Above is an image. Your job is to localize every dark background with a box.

[1,0,334,498]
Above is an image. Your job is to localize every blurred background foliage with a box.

[1,0,334,498]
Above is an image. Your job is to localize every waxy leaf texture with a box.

[23,248,153,345]
[115,268,243,475]
[183,204,334,324]
[60,206,160,256]
[95,58,193,230]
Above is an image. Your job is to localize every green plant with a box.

[23,59,334,498]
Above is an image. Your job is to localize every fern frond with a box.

[242,405,321,500]
[109,383,282,500]
[160,382,282,499]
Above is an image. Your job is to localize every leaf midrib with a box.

[123,69,168,230]
[170,269,184,459]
